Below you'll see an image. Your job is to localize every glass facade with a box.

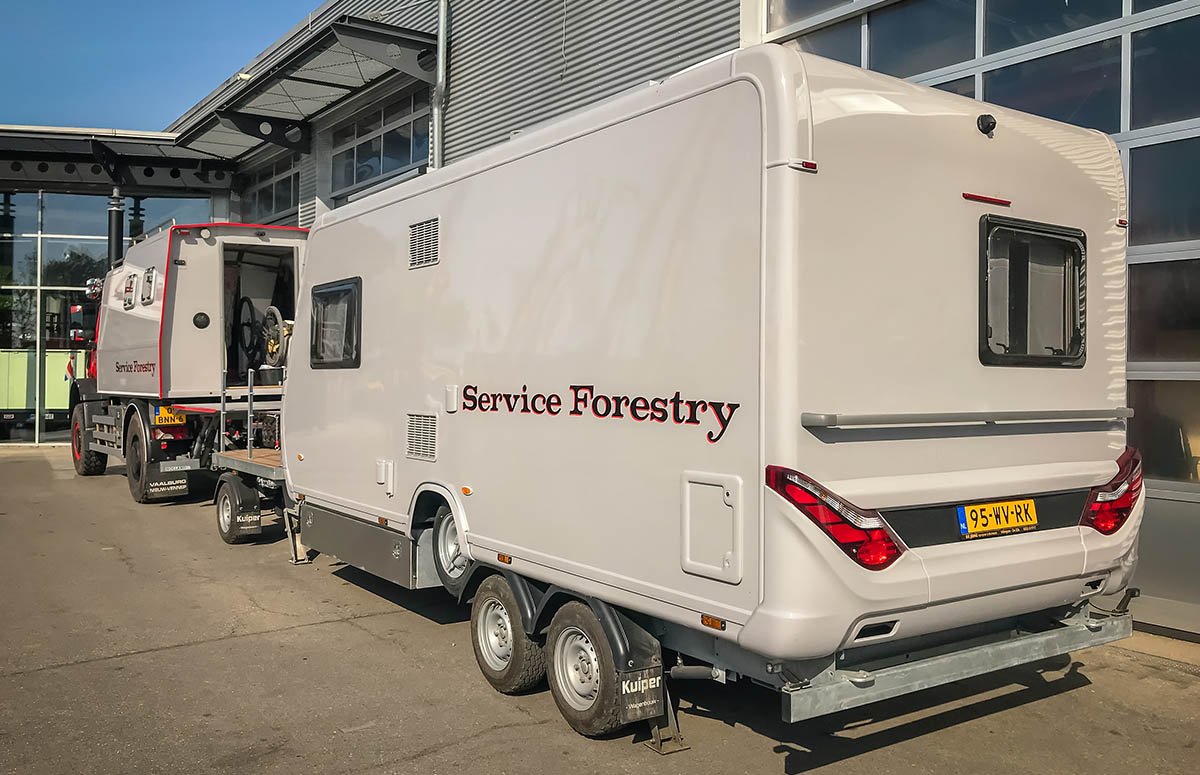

[0,191,209,443]
[330,86,432,200]
[764,0,1200,492]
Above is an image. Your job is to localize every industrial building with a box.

[1,0,1197,635]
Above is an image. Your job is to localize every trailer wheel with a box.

[470,575,545,694]
[71,404,107,476]
[215,481,248,545]
[546,602,625,737]
[125,417,150,503]
[432,506,468,595]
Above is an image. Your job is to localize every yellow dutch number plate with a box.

[153,406,186,426]
[957,498,1038,539]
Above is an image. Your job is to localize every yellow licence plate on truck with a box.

[957,498,1038,539]
[153,406,186,426]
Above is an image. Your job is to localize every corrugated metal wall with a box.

[444,0,740,162]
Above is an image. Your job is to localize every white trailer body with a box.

[283,44,1139,728]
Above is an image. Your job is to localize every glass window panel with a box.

[383,125,414,173]
[0,288,37,443]
[413,116,430,165]
[275,177,292,212]
[332,121,355,147]
[256,187,274,221]
[40,239,108,287]
[413,88,430,113]
[1129,259,1200,361]
[1128,380,1200,483]
[0,192,39,235]
[1,237,37,286]
[794,17,861,66]
[985,0,1120,54]
[135,197,209,229]
[39,289,88,442]
[1132,16,1200,129]
[934,76,975,98]
[869,0,976,78]
[41,193,110,236]
[768,0,851,31]
[384,95,413,124]
[357,110,382,138]
[1130,137,1200,245]
[332,148,355,191]
[1134,0,1178,11]
[983,39,1121,134]
[355,136,383,184]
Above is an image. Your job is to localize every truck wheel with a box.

[71,404,107,476]
[216,481,248,545]
[470,575,545,694]
[125,417,150,503]
[432,505,468,596]
[546,601,625,737]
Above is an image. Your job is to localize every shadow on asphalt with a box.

[667,654,1089,773]
[330,564,469,625]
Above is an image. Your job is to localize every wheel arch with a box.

[122,399,151,457]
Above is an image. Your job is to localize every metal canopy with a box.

[0,125,236,195]
[176,16,436,160]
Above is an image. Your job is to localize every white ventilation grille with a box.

[406,413,438,461]
[409,218,440,269]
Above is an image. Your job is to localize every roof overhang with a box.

[175,16,437,161]
[0,125,237,196]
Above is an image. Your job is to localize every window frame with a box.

[242,154,300,226]
[329,87,431,201]
[309,276,362,370]
[977,215,1087,369]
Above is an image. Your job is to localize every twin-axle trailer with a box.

[70,44,1142,747]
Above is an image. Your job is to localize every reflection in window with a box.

[0,288,37,442]
[242,155,299,225]
[1130,259,1200,361]
[869,0,976,78]
[41,193,111,236]
[769,0,852,32]
[985,0,1120,54]
[983,39,1121,134]
[1129,380,1200,483]
[1130,137,1200,245]
[794,17,861,66]
[934,76,975,98]
[135,197,209,230]
[1132,16,1200,130]
[330,87,431,198]
[0,238,37,286]
[39,289,89,442]
[310,277,361,368]
[1134,0,1178,11]
[0,192,39,236]
[40,240,108,287]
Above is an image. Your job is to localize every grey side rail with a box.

[801,408,1134,429]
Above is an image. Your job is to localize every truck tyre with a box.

[71,404,107,476]
[470,575,546,694]
[216,480,248,545]
[125,416,151,503]
[546,601,626,737]
[432,505,468,596]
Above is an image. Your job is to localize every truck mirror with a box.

[84,277,104,301]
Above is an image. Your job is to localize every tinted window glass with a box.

[768,0,851,31]
[795,17,861,66]
[0,238,37,286]
[985,0,1120,54]
[869,0,976,78]
[983,39,1121,134]
[311,277,361,369]
[40,239,108,287]
[0,192,38,236]
[135,197,209,229]
[0,288,37,442]
[1134,0,1178,11]
[934,76,975,98]
[1130,259,1200,361]
[1132,16,1200,129]
[1130,137,1200,245]
[42,193,109,236]
[1128,380,1200,483]
[981,218,1085,367]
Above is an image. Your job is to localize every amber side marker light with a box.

[461,486,473,496]
[497,553,512,565]
[701,614,727,631]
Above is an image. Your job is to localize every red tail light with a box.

[766,466,904,570]
[1081,447,1143,535]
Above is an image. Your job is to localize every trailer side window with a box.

[980,217,1085,368]
[310,277,361,369]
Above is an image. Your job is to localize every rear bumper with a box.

[782,611,1132,722]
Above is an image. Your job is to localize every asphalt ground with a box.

[1,447,1198,775]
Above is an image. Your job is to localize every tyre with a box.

[216,480,248,545]
[71,404,107,476]
[125,415,150,503]
[546,601,626,737]
[470,575,546,694]
[432,505,469,596]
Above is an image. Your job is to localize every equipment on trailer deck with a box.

[71,44,1142,746]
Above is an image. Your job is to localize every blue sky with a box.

[0,0,320,131]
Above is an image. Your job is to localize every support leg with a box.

[643,685,690,755]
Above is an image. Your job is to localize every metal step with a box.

[94,414,118,427]
[94,429,119,443]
